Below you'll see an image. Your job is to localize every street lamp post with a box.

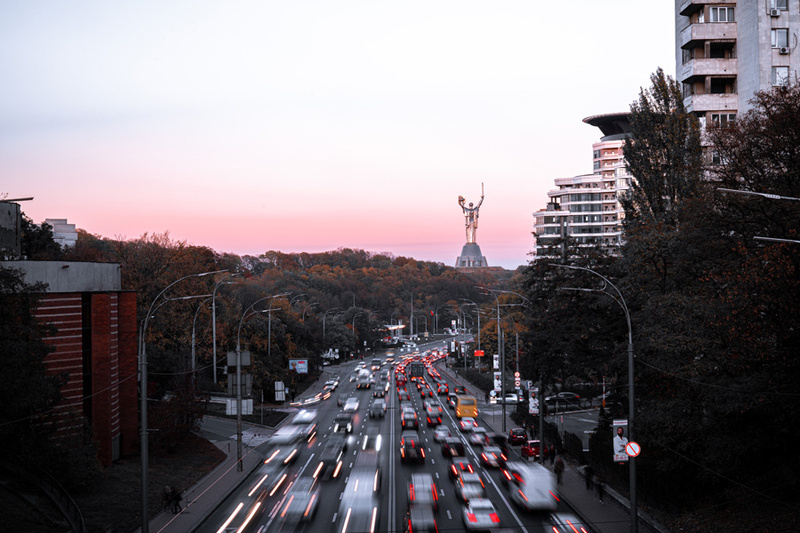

[191,297,213,373]
[235,292,288,471]
[212,273,241,385]
[139,269,227,533]
[550,263,637,533]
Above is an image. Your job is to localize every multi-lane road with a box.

[196,341,590,533]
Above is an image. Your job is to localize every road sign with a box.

[474,350,484,357]
[626,441,641,457]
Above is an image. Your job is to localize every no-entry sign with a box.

[626,441,641,457]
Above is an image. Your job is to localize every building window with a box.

[593,150,601,160]
[771,0,788,10]
[712,113,737,126]
[709,7,734,22]
[772,66,789,86]
[772,29,789,48]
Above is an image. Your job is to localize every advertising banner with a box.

[289,359,308,374]
[613,419,629,462]
[494,371,501,392]
[529,387,539,415]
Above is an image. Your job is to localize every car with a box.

[369,399,386,418]
[324,380,338,391]
[459,417,478,432]
[545,391,581,407]
[343,397,360,413]
[499,393,521,404]
[521,439,541,459]
[500,461,558,511]
[425,406,442,426]
[400,430,425,464]
[455,472,486,503]
[408,473,439,510]
[278,476,319,522]
[433,425,451,442]
[486,432,511,455]
[449,457,475,481]
[333,412,354,433]
[462,498,501,530]
[263,444,300,466]
[508,427,528,445]
[479,445,507,468]
[337,393,349,406]
[437,383,449,395]
[454,386,467,395]
[373,386,386,397]
[468,427,489,446]
[398,390,411,402]
[404,504,438,533]
[336,463,380,533]
[447,393,458,409]
[423,399,443,413]
[401,409,419,429]
[441,437,465,457]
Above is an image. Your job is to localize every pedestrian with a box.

[542,443,549,464]
[554,456,565,485]
[596,475,605,503]
[584,464,594,491]
[171,488,183,513]
[163,486,173,512]
[549,444,556,466]
[485,390,490,403]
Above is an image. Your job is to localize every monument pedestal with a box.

[455,242,488,268]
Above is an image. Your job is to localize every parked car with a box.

[521,439,541,459]
[508,427,528,445]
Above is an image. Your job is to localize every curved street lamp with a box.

[212,273,242,384]
[550,263,637,533]
[139,268,227,533]
[235,292,289,470]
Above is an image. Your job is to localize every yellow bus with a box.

[455,395,478,418]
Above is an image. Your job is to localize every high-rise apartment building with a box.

[676,0,799,130]
[532,114,632,258]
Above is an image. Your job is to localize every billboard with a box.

[289,359,308,374]
[613,419,629,462]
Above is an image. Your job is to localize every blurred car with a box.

[425,406,442,427]
[550,512,594,533]
[338,393,349,406]
[401,409,419,429]
[449,457,475,481]
[333,412,354,433]
[508,428,528,445]
[343,397,360,413]
[447,393,458,409]
[462,499,500,530]
[362,426,382,452]
[486,432,511,456]
[459,417,478,432]
[479,445,507,468]
[400,430,425,464]
[499,393,522,404]
[545,392,581,408]
[441,437,465,457]
[500,461,558,511]
[279,476,319,522]
[423,399,444,413]
[315,436,347,480]
[437,382,449,395]
[324,380,338,391]
[373,386,386,398]
[408,473,439,510]
[263,444,300,466]
[455,472,486,503]
[521,439,541,459]
[454,386,467,395]
[337,461,380,533]
[433,425,451,442]
[369,399,386,418]
[468,427,489,446]
[398,390,411,402]
[403,504,438,533]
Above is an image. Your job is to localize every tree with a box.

[622,67,704,226]
[0,265,64,467]
[20,215,62,260]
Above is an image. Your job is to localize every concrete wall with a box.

[1,260,121,292]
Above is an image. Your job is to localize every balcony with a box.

[685,93,738,113]
[680,57,737,80]
[679,22,736,49]
[679,0,730,17]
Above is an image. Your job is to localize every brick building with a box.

[2,260,138,466]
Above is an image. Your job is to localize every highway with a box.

[196,339,588,533]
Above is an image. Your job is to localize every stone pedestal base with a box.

[455,243,488,268]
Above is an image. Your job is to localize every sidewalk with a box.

[437,363,669,533]
[142,438,264,533]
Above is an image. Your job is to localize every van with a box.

[500,461,558,511]
[455,395,478,419]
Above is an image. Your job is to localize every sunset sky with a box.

[1,1,675,270]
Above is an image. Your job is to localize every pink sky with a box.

[1,1,675,269]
